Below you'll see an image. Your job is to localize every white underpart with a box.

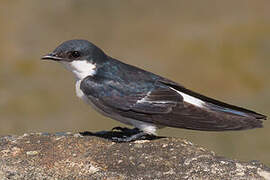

[61,60,96,80]
[169,87,205,107]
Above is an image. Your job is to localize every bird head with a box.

[42,39,107,80]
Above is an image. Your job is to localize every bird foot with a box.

[80,127,163,142]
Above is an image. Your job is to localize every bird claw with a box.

[111,132,148,142]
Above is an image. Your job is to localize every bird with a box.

[42,39,267,142]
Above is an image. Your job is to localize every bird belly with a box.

[75,80,158,134]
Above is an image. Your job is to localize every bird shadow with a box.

[79,127,165,142]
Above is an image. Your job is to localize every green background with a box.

[0,1,269,165]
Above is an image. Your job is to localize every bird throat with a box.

[61,60,97,80]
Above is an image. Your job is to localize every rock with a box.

[0,132,269,180]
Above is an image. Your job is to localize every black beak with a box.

[41,53,63,61]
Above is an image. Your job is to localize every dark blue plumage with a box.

[42,39,267,139]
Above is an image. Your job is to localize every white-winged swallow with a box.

[42,39,267,142]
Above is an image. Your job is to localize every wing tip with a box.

[227,113,265,131]
[231,116,265,131]
[249,112,267,120]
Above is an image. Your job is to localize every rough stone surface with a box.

[0,132,269,180]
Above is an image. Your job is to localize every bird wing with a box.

[80,76,266,131]
[102,86,183,114]
[80,75,183,114]
[159,79,267,119]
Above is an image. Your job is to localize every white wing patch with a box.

[169,87,205,107]
[136,91,172,104]
[136,92,151,104]
[61,60,96,80]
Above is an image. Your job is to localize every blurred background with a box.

[0,0,269,165]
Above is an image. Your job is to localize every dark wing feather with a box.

[80,72,266,131]
[80,75,183,114]
[101,87,183,114]
[159,79,267,120]
[152,79,266,130]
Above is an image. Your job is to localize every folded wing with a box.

[81,76,266,131]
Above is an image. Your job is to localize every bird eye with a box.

[70,51,81,58]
